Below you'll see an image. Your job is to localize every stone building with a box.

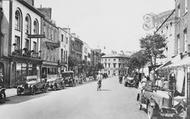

[1,0,44,87]
[37,7,60,80]
[101,54,129,76]
[155,10,175,60]
[58,27,70,72]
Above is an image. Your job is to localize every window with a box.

[108,63,110,68]
[113,59,116,61]
[61,49,63,61]
[25,39,29,50]
[15,36,20,50]
[113,63,116,68]
[33,20,39,34]
[184,28,187,52]
[177,34,180,54]
[66,37,68,44]
[61,34,64,42]
[15,10,22,31]
[25,15,31,34]
[33,41,37,52]
[185,0,188,13]
[178,4,180,17]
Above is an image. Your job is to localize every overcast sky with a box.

[35,0,174,53]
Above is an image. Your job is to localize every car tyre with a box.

[17,88,21,96]
[147,103,158,119]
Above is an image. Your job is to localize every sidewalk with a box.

[6,88,17,98]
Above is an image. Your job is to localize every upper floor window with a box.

[61,34,64,42]
[184,28,187,52]
[33,19,39,34]
[177,34,180,54]
[178,4,180,17]
[15,10,22,31]
[33,41,37,52]
[185,0,188,13]
[25,15,31,34]
[14,36,20,50]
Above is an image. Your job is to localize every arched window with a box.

[25,14,31,34]
[33,19,39,34]
[15,10,22,31]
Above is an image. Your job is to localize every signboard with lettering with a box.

[28,34,45,38]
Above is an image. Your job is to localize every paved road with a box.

[0,77,148,119]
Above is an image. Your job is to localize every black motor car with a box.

[17,76,48,95]
[62,71,76,87]
[124,76,138,87]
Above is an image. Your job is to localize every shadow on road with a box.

[100,89,112,91]
[4,92,50,105]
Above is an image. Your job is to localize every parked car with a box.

[124,76,138,87]
[47,77,65,91]
[17,76,48,95]
[0,86,6,103]
[62,71,76,87]
[137,80,178,119]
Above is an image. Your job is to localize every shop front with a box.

[10,56,42,87]
[41,61,59,80]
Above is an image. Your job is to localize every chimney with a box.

[38,8,52,19]
[23,0,34,6]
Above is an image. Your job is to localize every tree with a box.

[140,34,166,67]
[68,55,79,71]
[127,50,149,73]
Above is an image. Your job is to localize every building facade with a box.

[101,54,129,76]
[38,7,60,80]
[58,27,69,72]
[82,42,91,63]
[1,0,44,87]
[155,10,176,60]
[91,49,101,66]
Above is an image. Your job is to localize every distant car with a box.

[17,76,48,95]
[124,76,138,87]
[62,71,76,87]
[47,77,65,91]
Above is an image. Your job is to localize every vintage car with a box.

[137,80,179,119]
[17,76,48,95]
[124,76,138,87]
[47,77,65,91]
[62,71,76,87]
[0,86,6,103]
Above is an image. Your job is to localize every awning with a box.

[155,60,172,71]
[168,56,190,68]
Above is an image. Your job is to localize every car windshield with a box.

[62,73,73,77]
[27,78,37,82]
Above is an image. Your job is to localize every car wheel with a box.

[137,94,140,101]
[147,103,158,119]
[17,88,21,96]
[0,93,6,103]
[139,104,142,110]
[31,86,36,95]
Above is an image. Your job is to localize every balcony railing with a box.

[12,49,41,59]
[45,41,60,49]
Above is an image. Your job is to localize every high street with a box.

[0,77,148,119]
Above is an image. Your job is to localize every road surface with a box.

[0,77,148,119]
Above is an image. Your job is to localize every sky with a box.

[35,0,174,54]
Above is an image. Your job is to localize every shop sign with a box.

[28,34,45,38]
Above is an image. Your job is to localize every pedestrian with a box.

[97,73,102,91]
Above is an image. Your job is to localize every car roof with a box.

[62,71,74,73]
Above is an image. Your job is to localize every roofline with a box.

[17,0,44,17]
